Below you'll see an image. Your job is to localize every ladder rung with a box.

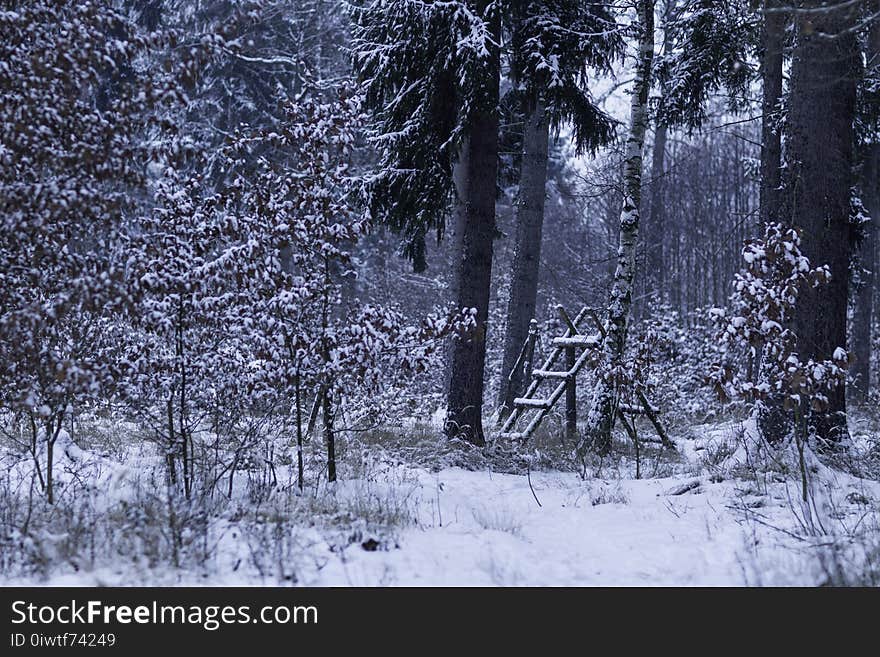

[533,369,572,379]
[514,397,551,409]
[619,402,657,415]
[552,335,600,348]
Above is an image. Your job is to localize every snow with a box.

[4,420,877,587]
[311,469,765,586]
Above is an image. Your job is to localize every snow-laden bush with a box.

[708,223,848,440]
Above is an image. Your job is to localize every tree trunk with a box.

[757,0,788,443]
[444,160,469,396]
[787,0,860,446]
[445,2,500,446]
[851,178,876,403]
[580,0,654,456]
[324,385,336,482]
[646,1,673,305]
[498,98,550,421]
[852,9,880,404]
[46,429,54,505]
[295,373,304,490]
[646,123,667,302]
[759,0,785,228]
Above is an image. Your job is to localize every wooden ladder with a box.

[498,306,600,441]
[497,305,675,449]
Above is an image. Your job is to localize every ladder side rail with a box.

[517,340,597,440]
[499,307,591,438]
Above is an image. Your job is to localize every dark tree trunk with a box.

[759,0,785,228]
[324,385,336,482]
[646,123,667,301]
[445,2,500,446]
[295,373,304,490]
[444,160,469,396]
[787,0,860,446]
[852,10,880,404]
[46,426,54,505]
[497,99,550,421]
[646,1,673,304]
[852,171,876,403]
[757,0,788,443]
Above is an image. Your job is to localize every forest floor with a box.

[1,419,879,586]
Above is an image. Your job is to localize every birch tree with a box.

[579,0,655,456]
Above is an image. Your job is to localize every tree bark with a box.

[852,172,876,403]
[46,428,55,505]
[497,98,550,421]
[646,123,667,302]
[757,0,789,443]
[580,0,655,456]
[787,0,860,446]
[445,2,500,446]
[759,0,785,228]
[852,8,880,405]
[646,1,673,304]
[324,385,336,482]
[295,373,304,490]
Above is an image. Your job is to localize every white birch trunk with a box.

[580,0,655,456]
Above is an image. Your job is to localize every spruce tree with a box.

[353,1,502,444]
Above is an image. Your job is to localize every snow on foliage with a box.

[708,223,848,416]
[352,0,501,270]
[1,2,471,502]
[0,0,192,502]
[654,0,754,129]
[509,0,621,152]
[352,0,623,271]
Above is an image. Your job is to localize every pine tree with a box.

[444,0,501,445]
[653,0,753,129]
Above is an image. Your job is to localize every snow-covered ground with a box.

[288,466,878,586]
[1,421,878,586]
[314,468,779,586]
